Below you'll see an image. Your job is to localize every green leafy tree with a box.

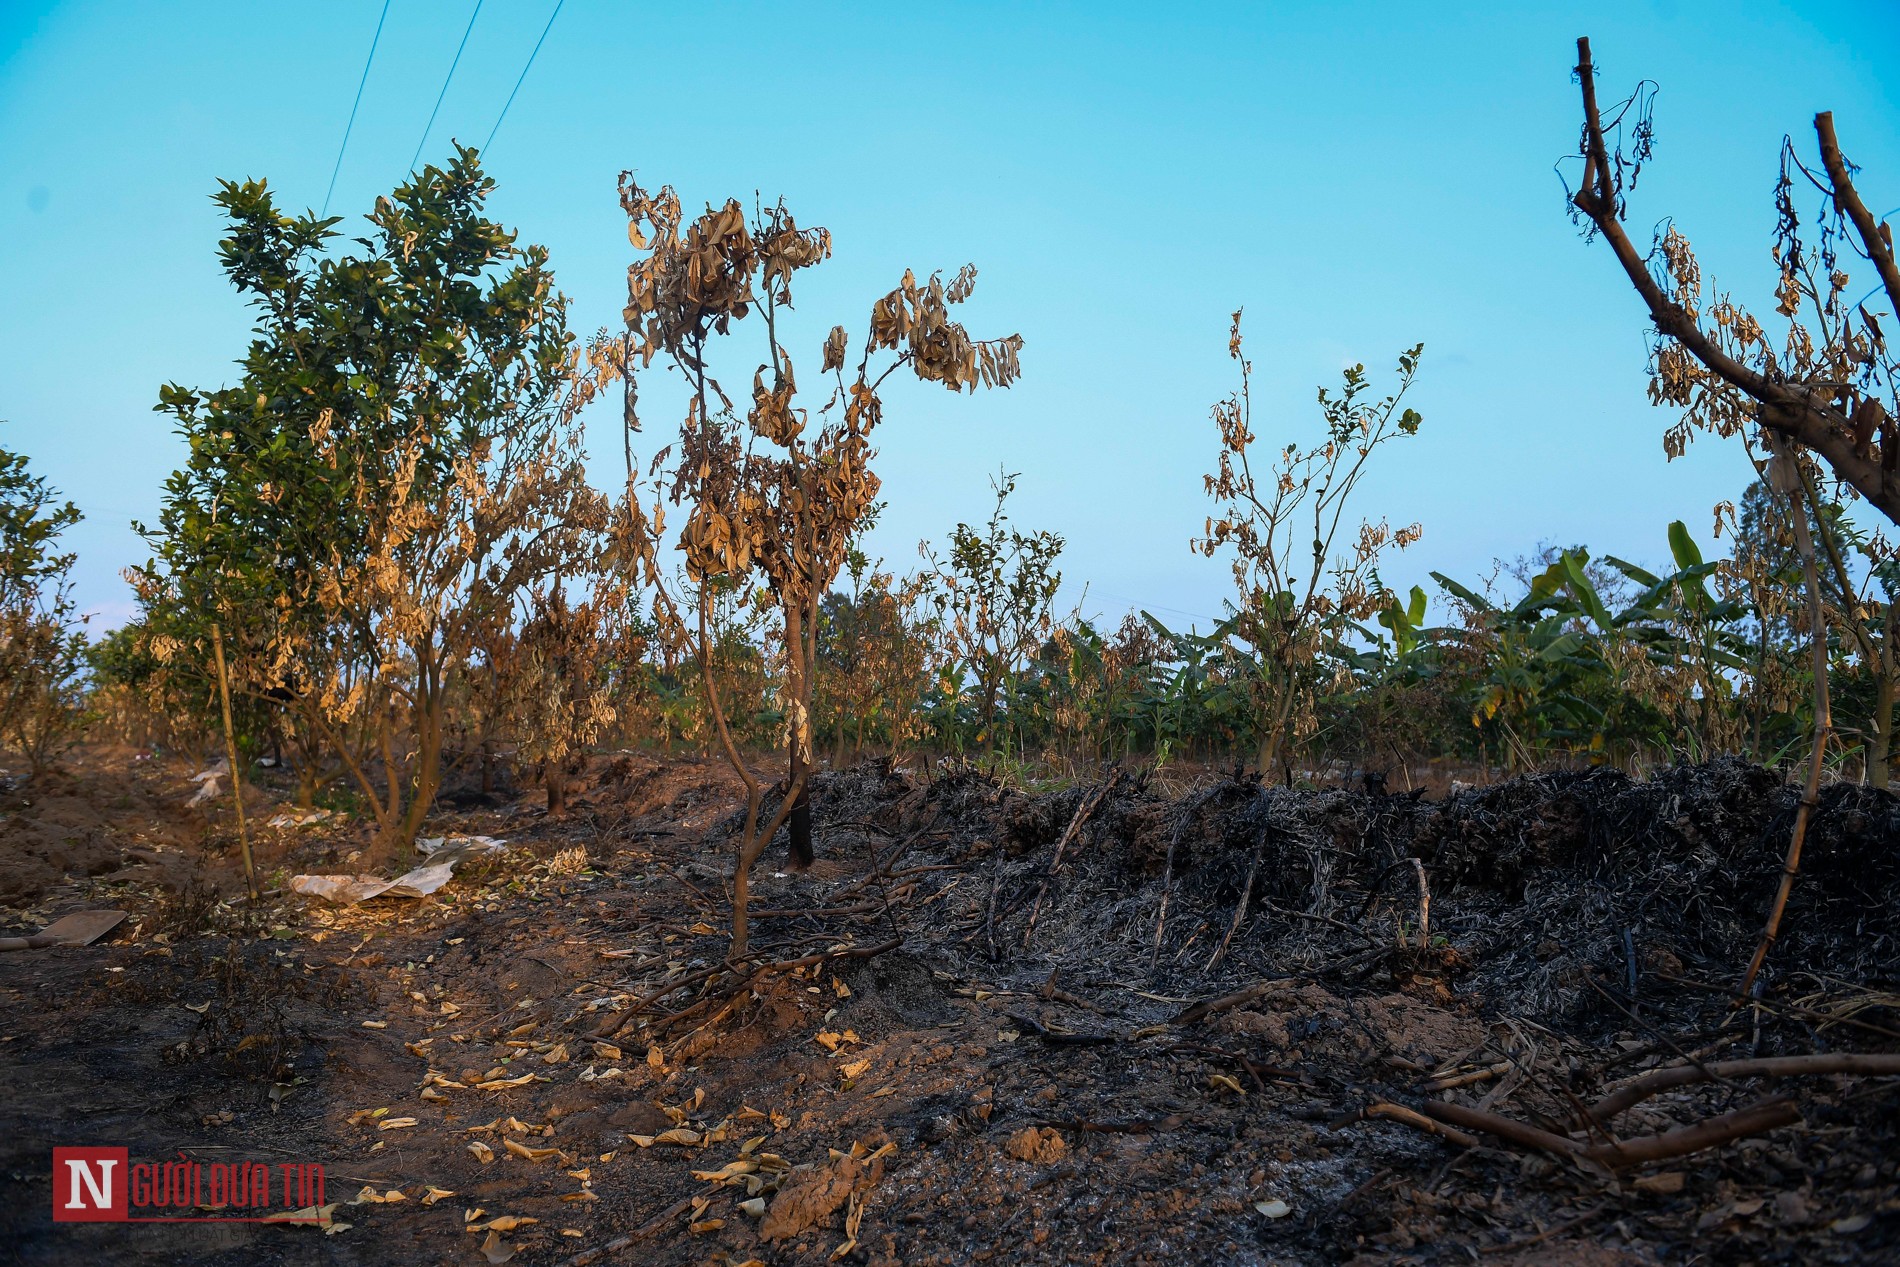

[0,439,88,774]
[143,148,601,862]
[921,471,1064,755]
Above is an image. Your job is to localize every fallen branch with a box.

[594,937,902,1039]
[1266,901,1379,942]
[750,901,888,921]
[1169,1042,1301,1090]
[1386,1095,1807,1171]
[713,936,903,996]
[1480,1207,1607,1256]
[1170,978,1294,1027]
[1581,972,1734,1102]
[1330,1102,1482,1151]
[1333,1167,1393,1213]
[864,808,946,881]
[1588,1052,1900,1123]
[1424,1101,1585,1159]
[593,962,731,1038]
[1658,971,1900,1042]
[1419,1061,1514,1093]
[1587,1097,1801,1169]
[1039,969,1107,1014]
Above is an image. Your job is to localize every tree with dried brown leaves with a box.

[1567,36,1899,525]
[1195,313,1425,778]
[612,177,1023,957]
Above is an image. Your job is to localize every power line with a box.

[322,0,392,216]
[410,0,485,174]
[483,0,564,156]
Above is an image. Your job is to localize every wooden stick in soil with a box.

[1407,857,1430,946]
[1739,445,1832,998]
[1021,769,1120,947]
[210,622,257,899]
[1206,821,1268,973]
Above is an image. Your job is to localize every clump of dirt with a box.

[1003,1124,1067,1163]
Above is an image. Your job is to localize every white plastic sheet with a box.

[267,807,334,829]
[186,760,229,808]
[289,835,508,904]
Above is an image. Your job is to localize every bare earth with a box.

[2,747,1897,1265]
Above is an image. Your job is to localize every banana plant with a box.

[1331,585,1451,685]
[1136,612,1252,761]
[1435,551,1653,764]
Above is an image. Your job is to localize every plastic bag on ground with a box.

[289,836,508,904]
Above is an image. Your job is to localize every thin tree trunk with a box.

[291,712,321,810]
[210,623,257,898]
[1256,673,1296,777]
[1739,454,1832,996]
[787,738,813,867]
[400,699,443,846]
[784,602,815,870]
[1871,602,1894,790]
[377,709,403,851]
[698,590,804,960]
[390,643,449,854]
[306,701,394,847]
[1798,460,1888,786]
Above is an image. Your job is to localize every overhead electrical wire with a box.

[483,0,564,155]
[322,0,392,216]
[410,0,485,173]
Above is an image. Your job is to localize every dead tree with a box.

[1568,35,1900,525]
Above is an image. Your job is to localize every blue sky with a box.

[2,1,1896,631]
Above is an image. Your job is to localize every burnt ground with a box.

[2,748,1899,1266]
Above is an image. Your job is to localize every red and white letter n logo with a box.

[52,1148,128,1222]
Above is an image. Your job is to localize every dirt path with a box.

[2,751,1897,1264]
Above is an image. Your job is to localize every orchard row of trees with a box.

[0,43,1893,943]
